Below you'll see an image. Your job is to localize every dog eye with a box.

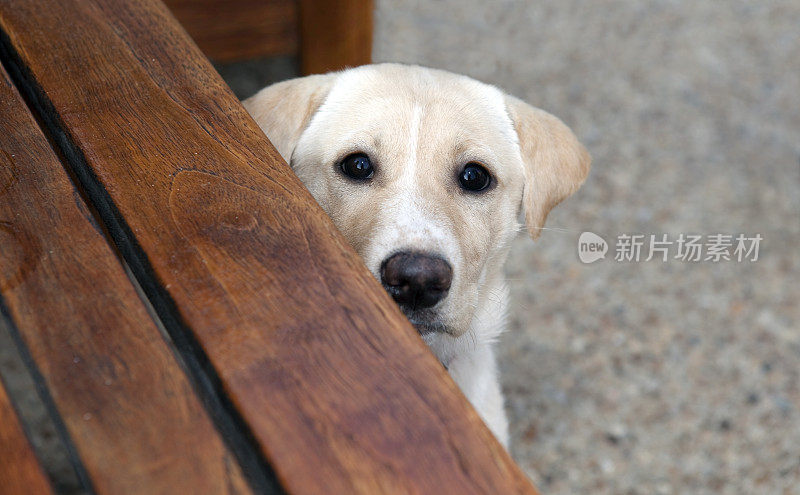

[339,153,374,181]
[458,163,492,192]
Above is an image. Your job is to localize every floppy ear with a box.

[242,74,336,163]
[505,95,591,239]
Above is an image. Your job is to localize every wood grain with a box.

[164,0,298,62]
[0,62,254,494]
[299,0,373,74]
[0,0,537,493]
[0,378,53,495]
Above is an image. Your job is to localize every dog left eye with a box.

[458,163,492,192]
[339,153,374,181]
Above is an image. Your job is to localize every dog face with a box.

[244,64,590,338]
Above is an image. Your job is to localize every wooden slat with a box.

[299,0,373,74]
[0,63,254,493]
[0,0,537,493]
[164,0,298,62]
[0,379,53,495]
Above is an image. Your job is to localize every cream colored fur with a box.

[243,64,590,447]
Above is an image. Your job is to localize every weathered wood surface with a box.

[0,63,253,494]
[164,0,297,62]
[299,0,373,74]
[0,379,53,495]
[0,0,537,493]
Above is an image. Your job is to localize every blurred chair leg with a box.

[299,0,373,75]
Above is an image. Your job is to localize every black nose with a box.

[380,252,452,309]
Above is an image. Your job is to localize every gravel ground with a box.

[372,1,800,493]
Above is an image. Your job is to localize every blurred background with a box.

[1,1,796,494]
[213,1,799,493]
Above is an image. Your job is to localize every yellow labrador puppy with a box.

[244,64,590,446]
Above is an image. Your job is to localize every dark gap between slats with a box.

[0,27,283,495]
[0,301,92,495]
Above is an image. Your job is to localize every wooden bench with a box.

[164,0,374,74]
[0,0,538,493]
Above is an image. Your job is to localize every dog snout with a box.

[380,252,452,309]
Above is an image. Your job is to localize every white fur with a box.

[243,64,591,448]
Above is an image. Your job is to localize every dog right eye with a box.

[339,153,374,181]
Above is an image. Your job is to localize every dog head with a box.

[244,64,590,339]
